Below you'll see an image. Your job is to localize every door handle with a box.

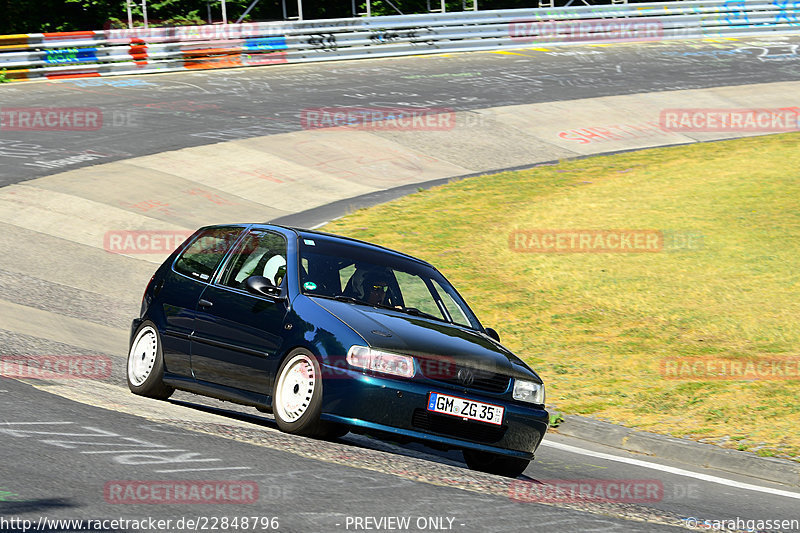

[198,299,214,308]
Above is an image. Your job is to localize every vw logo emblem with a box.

[456,368,475,386]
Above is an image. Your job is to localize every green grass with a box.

[323,133,800,460]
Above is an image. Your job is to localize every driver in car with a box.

[350,267,394,306]
[366,273,391,306]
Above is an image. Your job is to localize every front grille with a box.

[412,409,507,444]
[420,364,511,393]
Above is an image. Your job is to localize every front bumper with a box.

[319,363,549,459]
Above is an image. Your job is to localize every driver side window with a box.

[219,231,287,290]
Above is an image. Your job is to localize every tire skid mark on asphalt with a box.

[22,378,692,528]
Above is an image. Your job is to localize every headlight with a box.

[513,379,545,404]
[346,345,416,378]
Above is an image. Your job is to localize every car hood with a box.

[309,297,540,381]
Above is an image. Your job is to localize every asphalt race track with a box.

[2,34,800,532]
[3,36,800,185]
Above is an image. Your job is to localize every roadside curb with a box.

[553,415,800,488]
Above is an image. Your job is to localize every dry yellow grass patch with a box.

[324,133,800,460]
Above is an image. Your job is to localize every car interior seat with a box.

[263,255,286,286]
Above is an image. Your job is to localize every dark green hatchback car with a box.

[128,223,548,477]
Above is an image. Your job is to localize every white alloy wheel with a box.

[274,353,317,422]
[128,325,158,386]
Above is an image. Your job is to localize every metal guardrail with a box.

[1,1,798,81]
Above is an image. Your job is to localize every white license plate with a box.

[427,392,504,426]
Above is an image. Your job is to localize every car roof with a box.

[202,223,434,268]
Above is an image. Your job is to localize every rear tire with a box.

[463,449,530,478]
[272,348,345,438]
[127,321,174,400]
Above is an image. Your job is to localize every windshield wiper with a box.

[333,295,369,305]
[307,293,367,305]
[331,295,409,313]
[399,306,445,322]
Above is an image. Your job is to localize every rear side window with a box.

[174,228,242,282]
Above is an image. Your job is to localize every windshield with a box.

[298,236,481,330]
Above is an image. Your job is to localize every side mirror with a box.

[244,275,281,298]
[485,327,500,342]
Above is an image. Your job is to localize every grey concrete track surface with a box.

[2,35,800,185]
[2,35,800,532]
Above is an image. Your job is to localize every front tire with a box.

[272,349,346,438]
[127,321,174,400]
[463,449,530,478]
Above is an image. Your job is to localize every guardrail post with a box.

[126,0,133,29]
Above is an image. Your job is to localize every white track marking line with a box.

[155,466,252,473]
[542,440,800,500]
[0,421,73,425]
[82,449,185,454]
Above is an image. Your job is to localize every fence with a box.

[1,0,799,81]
